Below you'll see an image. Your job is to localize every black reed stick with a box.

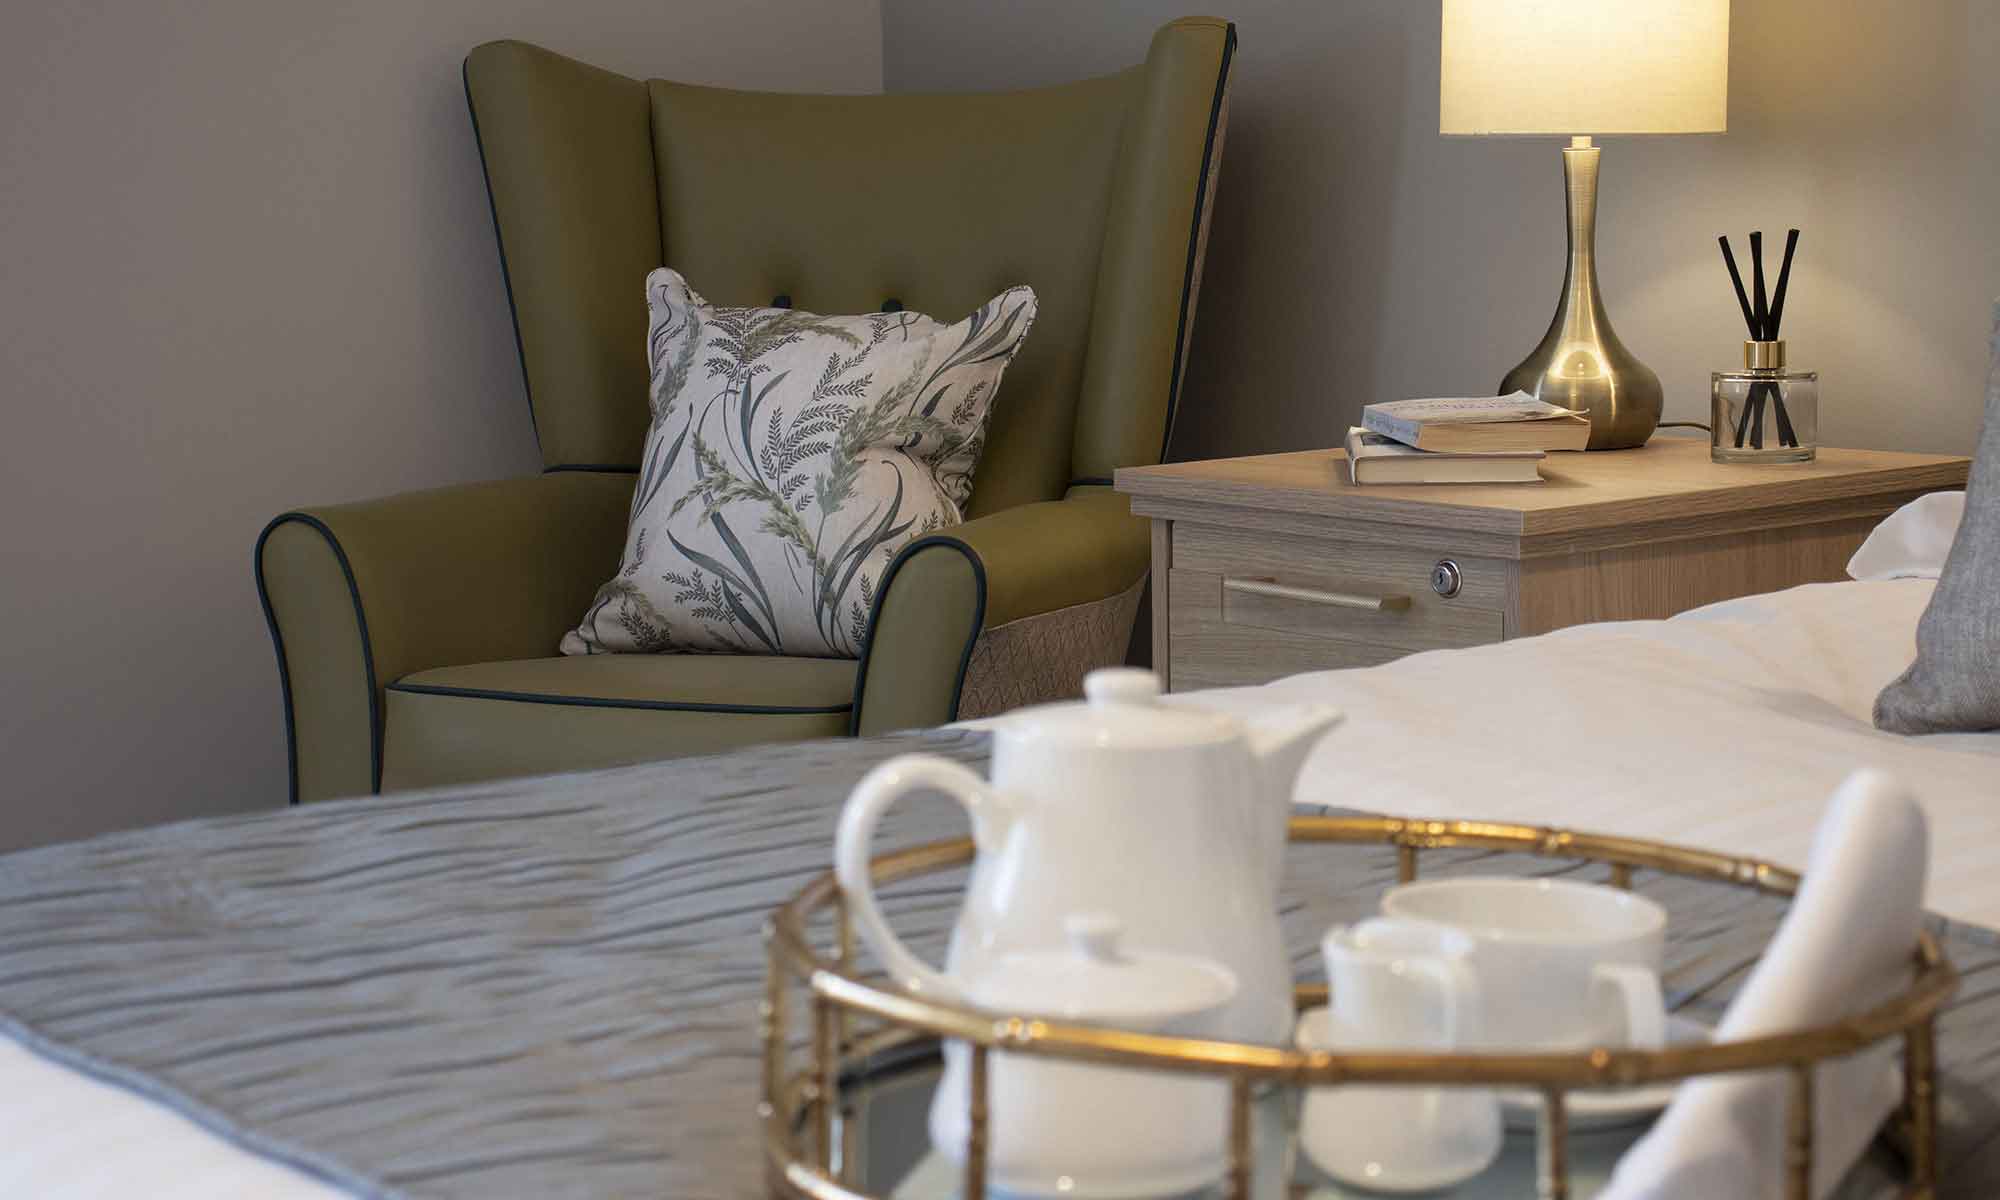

[1720,235,1762,447]
[1764,381,1795,447]
[1749,231,1770,340]
[1764,229,1802,447]
[1719,237,1756,332]
[1749,231,1768,449]
[1768,229,1800,335]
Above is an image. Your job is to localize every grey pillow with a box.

[1875,303,2000,733]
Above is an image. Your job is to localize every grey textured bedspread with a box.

[0,730,1995,1198]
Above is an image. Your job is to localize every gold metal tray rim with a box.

[761,814,1955,1200]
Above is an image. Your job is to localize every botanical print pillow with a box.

[562,269,1036,659]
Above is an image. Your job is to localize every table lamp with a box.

[1441,0,1729,449]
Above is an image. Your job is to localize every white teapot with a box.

[834,667,1340,1045]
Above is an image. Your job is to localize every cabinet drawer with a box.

[1163,524,1508,690]
[1174,524,1504,641]
[1167,564,1502,689]
[1173,524,1508,613]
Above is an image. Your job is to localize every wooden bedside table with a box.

[1114,439,1969,692]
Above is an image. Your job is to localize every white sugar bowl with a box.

[930,914,1238,1198]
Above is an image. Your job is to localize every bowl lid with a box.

[967,914,1237,1027]
[997,668,1239,750]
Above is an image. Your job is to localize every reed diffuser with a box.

[1712,230,1818,463]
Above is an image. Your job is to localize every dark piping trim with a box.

[463,55,540,453]
[387,681,849,716]
[254,514,384,803]
[847,535,987,735]
[1160,23,1236,462]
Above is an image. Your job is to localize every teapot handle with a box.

[834,754,1000,1006]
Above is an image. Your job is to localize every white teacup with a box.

[1381,877,1667,1051]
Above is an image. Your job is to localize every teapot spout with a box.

[1239,702,1343,912]
[1245,703,1343,806]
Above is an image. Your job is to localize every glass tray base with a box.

[837,1046,1647,1200]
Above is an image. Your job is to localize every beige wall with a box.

[0,1,882,850]
[884,1,1999,462]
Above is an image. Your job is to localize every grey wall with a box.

[884,1,2000,462]
[6,2,1994,851]
[0,1,882,850]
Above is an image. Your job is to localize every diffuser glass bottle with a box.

[1712,340,1817,463]
[1713,229,1815,463]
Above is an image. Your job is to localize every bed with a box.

[3,525,1996,1196]
[1193,574,2000,930]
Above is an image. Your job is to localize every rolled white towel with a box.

[1602,768,1928,1200]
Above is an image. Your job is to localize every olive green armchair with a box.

[256,18,1235,803]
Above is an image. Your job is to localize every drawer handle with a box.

[1224,576,1412,613]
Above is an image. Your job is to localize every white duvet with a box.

[1184,578,2000,929]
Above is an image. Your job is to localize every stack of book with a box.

[1343,392,1590,485]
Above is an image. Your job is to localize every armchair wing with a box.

[256,471,632,803]
[852,486,1149,734]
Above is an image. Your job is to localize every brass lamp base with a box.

[1500,137,1662,450]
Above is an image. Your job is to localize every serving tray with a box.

[761,816,1955,1200]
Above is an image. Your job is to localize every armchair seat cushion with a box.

[380,654,855,790]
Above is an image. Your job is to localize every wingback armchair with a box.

[256,18,1236,803]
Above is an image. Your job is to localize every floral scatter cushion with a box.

[562,269,1036,659]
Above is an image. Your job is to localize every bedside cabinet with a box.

[1114,439,1968,692]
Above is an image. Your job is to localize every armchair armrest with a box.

[851,486,1149,734]
[256,470,633,803]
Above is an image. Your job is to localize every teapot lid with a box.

[1002,668,1239,750]
[967,914,1237,1028]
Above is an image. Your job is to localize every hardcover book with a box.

[1343,427,1544,485]
[1362,393,1590,453]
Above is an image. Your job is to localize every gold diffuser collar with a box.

[1745,340,1787,371]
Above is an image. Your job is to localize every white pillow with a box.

[562,269,1036,659]
[1844,491,1965,581]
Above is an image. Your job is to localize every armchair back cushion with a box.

[465,18,1235,512]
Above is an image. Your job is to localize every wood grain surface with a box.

[1127,440,1969,688]
[1118,440,1968,542]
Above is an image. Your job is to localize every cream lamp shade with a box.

[1440,0,1729,135]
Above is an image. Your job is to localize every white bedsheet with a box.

[0,1035,341,1198]
[5,579,1994,1196]
[1181,579,2000,929]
